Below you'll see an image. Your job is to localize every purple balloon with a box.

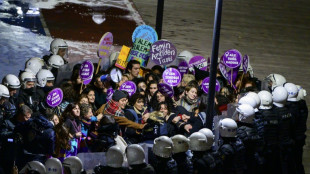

[158,83,174,97]
[162,68,182,87]
[46,88,63,108]
[243,55,249,74]
[188,56,207,74]
[80,60,94,80]
[222,49,242,69]
[150,40,177,65]
[119,81,136,96]
[202,77,221,94]
[178,61,189,77]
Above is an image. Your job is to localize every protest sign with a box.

[115,46,131,70]
[202,77,221,94]
[46,88,63,108]
[222,49,242,69]
[150,40,177,65]
[158,83,174,97]
[162,68,181,87]
[119,81,136,96]
[178,61,189,77]
[97,32,113,74]
[80,60,94,81]
[243,55,249,74]
[188,56,208,73]
[127,38,152,67]
[132,25,158,44]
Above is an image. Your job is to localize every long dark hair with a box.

[54,123,71,157]
[150,90,174,112]
[61,102,80,122]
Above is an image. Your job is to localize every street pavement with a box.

[132,0,310,172]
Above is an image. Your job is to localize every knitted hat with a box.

[112,90,128,101]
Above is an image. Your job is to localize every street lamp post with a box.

[206,0,223,129]
[155,0,164,40]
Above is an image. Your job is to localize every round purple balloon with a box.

[46,88,63,108]
[222,49,242,69]
[80,60,94,80]
[158,83,174,97]
[162,68,181,87]
[202,77,221,94]
[188,56,207,73]
[178,60,189,77]
[119,81,136,96]
[150,40,177,65]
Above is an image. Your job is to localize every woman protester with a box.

[124,93,149,144]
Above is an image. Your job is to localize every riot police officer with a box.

[126,144,155,174]
[171,134,193,174]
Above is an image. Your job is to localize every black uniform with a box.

[219,137,246,174]
[93,165,128,174]
[287,100,308,174]
[172,152,193,174]
[191,151,216,174]
[152,156,178,174]
[260,108,282,174]
[273,105,296,174]
[129,163,155,174]
[237,122,264,174]
[17,88,45,117]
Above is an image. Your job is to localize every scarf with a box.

[104,99,125,117]
[184,95,198,105]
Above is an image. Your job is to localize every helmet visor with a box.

[58,47,69,59]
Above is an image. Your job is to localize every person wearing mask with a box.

[17,71,44,117]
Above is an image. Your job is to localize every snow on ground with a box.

[0,19,119,80]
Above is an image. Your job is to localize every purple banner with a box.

[201,77,221,94]
[83,78,92,85]
[80,60,94,81]
[222,49,242,69]
[188,56,207,74]
[158,83,174,97]
[106,87,114,101]
[162,68,181,87]
[150,40,177,65]
[98,32,113,59]
[206,57,211,71]
[242,55,249,74]
[178,61,189,77]
[119,81,136,96]
[46,88,63,108]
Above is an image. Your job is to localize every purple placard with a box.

[83,76,92,85]
[119,81,136,96]
[106,87,114,101]
[162,68,182,87]
[46,88,63,108]
[98,32,113,59]
[158,83,174,97]
[201,77,221,94]
[188,56,208,73]
[222,49,242,69]
[219,63,230,81]
[178,61,189,77]
[242,55,249,74]
[150,40,177,65]
[227,68,238,83]
[80,60,94,81]
[206,57,211,71]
